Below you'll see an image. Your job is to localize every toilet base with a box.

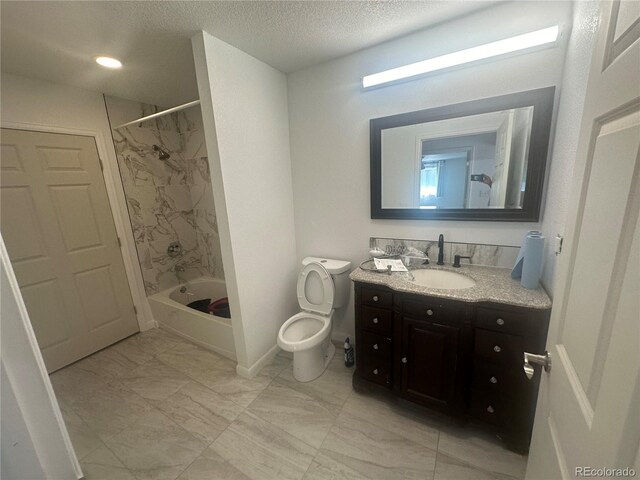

[292,338,335,382]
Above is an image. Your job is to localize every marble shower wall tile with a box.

[370,237,519,269]
[105,96,224,294]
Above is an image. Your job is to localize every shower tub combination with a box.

[148,276,236,360]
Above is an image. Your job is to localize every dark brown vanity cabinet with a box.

[353,281,550,451]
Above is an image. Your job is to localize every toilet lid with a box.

[297,262,334,315]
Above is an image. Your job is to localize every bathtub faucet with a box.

[174,262,187,283]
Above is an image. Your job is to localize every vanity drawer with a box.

[474,329,523,365]
[469,389,513,426]
[361,331,392,362]
[403,299,465,325]
[361,305,393,335]
[472,360,517,393]
[476,307,528,335]
[361,286,393,308]
[360,357,392,386]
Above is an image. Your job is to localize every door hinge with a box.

[133,305,138,315]
[117,237,122,248]
[99,158,104,171]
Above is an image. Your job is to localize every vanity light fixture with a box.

[95,56,123,69]
[362,25,559,88]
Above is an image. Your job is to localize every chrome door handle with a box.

[523,351,552,379]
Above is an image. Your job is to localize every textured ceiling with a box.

[0,1,496,107]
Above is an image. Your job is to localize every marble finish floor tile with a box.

[80,445,137,480]
[210,411,316,480]
[189,357,273,408]
[71,340,152,379]
[156,341,223,378]
[341,391,440,450]
[104,409,206,480]
[176,446,251,480]
[434,452,520,480]
[247,381,335,449]
[52,331,528,480]
[120,358,191,401]
[58,401,103,460]
[153,380,244,444]
[72,379,153,440]
[437,423,527,479]
[276,351,353,416]
[50,364,108,408]
[312,409,437,480]
[121,328,186,357]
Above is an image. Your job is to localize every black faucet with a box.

[437,234,445,265]
[453,255,472,268]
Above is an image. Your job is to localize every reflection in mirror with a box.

[381,107,534,209]
[371,87,555,221]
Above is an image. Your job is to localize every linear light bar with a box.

[362,25,559,88]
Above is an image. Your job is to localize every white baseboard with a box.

[236,343,280,379]
[332,330,354,347]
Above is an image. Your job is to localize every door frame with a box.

[1,120,155,332]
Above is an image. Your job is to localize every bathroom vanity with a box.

[350,265,551,452]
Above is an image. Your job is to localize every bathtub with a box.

[148,276,236,361]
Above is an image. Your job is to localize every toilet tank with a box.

[302,257,352,309]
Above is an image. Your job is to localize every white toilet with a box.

[277,256,352,382]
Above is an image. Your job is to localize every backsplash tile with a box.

[370,237,519,269]
[105,96,224,295]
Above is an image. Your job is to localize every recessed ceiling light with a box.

[362,25,560,88]
[95,56,123,69]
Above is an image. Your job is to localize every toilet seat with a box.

[297,262,334,315]
[277,311,332,352]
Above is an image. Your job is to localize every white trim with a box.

[0,120,155,332]
[114,100,201,130]
[1,236,82,479]
[236,343,280,379]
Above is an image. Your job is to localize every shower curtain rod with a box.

[113,99,201,130]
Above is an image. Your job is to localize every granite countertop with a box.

[349,264,552,310]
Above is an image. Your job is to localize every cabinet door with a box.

[401,317,459,409]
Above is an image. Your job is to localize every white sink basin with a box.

[409,269,476,290]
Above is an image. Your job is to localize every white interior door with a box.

[526,2,640,479]
[489,111,514,208]
[0,128,139,372]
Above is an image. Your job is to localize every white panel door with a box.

[526,2,640,479]
[0,128,139,372]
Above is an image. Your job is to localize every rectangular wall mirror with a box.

[370,87,555,221]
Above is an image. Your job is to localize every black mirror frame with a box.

[370,86,555,221]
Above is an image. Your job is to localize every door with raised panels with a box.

[526,2,640,478]
[0,128,139,372]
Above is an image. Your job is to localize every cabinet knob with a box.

[426,309,434,316]
[489,376,498,384]
[401,357,407,364]
[487,405,495,414]
[493,345,502,353]
[372,317,379,324]
[373,344,379,350]
[373,369,379,375]
[496,318,505,326]
[373,295,379,302]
